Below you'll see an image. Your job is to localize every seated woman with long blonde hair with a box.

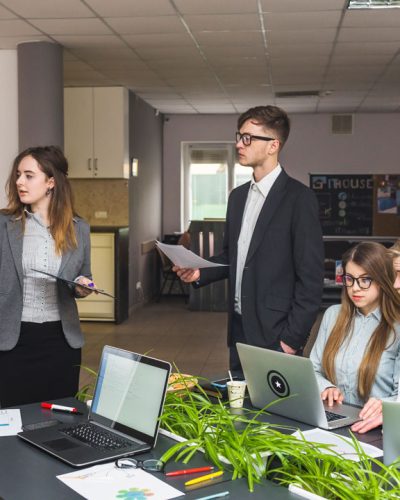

[310,241,400,434]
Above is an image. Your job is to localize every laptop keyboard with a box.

[61,423,132,451]
[325,410,347,422]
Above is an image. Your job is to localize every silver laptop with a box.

[18,345,171,467]
[383,401,400,465]
[237,343,361,430]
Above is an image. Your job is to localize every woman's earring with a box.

[46,188,52,196]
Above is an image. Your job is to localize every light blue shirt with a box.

[310,304,400,406]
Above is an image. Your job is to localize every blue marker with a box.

[196,492,229,500]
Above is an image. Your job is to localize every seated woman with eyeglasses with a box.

[310,241,400,434]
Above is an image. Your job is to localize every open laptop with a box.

[383,401,400,465]
[237,343,361,430]
[18,345,171,467]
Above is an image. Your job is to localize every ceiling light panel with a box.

[348,0,400,9]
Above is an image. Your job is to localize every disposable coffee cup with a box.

[227,380,246,408]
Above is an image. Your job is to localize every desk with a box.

[1,398,299,500]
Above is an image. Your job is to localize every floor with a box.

[79,297,229,390]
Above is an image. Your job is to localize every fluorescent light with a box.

[348,0,400,8]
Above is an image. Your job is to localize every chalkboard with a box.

[310,174,373,236]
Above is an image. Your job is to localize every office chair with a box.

[156,247,188,302]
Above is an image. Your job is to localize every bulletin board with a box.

[373,175,400,237]
[309,174,373,236]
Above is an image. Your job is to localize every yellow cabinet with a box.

[77,233,115,320]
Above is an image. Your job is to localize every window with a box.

[182,143,252,230]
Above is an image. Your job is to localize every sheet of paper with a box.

[292,428,382,461]
[156,241,227,269]
[0,409,22,436]
[57,463,184,500]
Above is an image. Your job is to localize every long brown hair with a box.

[2,146,77,254]
[322,242,400,401]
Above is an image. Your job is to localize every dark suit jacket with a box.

[0,214,92,350]
[197,169,324,351]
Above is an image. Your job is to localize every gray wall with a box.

[163,113,400,234]
[18,42,63,151]
[129,93,163,308]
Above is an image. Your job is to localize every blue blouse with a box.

[310,304,400,405]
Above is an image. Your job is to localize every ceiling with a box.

[1,0,400,114]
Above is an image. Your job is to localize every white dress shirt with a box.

[22,211,61,322]
[234,164,282,314]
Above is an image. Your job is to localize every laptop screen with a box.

[91,346,171,443]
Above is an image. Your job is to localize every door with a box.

[64,88,94,178]
[93,87,129,178]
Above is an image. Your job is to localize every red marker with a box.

[165,466,214,477]
[41,402,82,414]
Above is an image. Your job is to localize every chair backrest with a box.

[303,311,324,358]
[177,231,191,249]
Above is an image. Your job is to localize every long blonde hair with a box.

[2,146,77,254]
[322,242,400,401]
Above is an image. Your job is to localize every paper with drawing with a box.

[58,463,183,500]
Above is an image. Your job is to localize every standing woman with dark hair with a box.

[0,146,95,407]
[310,241,400,434]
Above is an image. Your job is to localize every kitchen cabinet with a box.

[77,227,129,323]
[64,87,129,179]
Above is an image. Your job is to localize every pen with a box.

[41,402,82,415]
[165,466,214,477]
[195,491,229,500]
[185,470,223,486]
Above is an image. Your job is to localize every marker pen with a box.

[41,402,82,414]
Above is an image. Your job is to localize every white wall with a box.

[0,50,18,208]
[163,113,400,234]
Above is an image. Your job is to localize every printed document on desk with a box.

[57,463,183,500]
[156,241,227,269]
[32,269,115,298]
[0,409,22,436]
[292,428,382,461]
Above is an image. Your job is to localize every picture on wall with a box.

[376,175,400,215]
[310,174,373,236]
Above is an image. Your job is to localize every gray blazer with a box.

[0,213,91,350]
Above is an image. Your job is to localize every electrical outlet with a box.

[95,211,108,219]
[136,281,142,290]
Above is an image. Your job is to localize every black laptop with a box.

[18,346,171,467]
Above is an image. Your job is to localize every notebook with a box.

[237,343,361,430]
[383,401,400,466]
[18,346,171,467]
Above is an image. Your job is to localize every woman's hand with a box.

[351,397,382,434]
[75,276,96,297]
[321,386,344,407]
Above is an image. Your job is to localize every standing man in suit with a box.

[175,106,324,374]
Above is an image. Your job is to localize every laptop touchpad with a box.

[43,438,80,451]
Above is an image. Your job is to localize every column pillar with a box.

[18,41,63,151]
[0,50,18,207]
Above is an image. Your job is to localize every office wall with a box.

[129,93,163,309]
[0,50,18,208]
[163,113,400,234]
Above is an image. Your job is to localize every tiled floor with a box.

[79,297,229,389]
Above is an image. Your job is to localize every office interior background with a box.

[0,0,399,376]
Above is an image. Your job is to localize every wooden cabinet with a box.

[77,227,129,323]
[77,233,115,320]
[64,87,129,179]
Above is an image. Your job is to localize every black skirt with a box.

[0,321,81,408]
